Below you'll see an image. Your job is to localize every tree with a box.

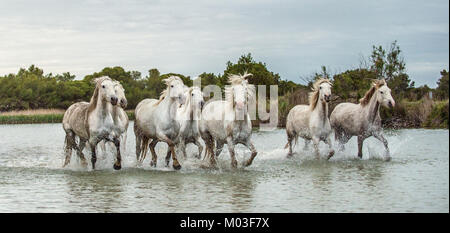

[369,41,413,95]
[435,69,449,100]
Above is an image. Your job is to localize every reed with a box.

[0,109,136,124]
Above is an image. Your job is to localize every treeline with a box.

[0,41,448,128]
[0,53,298,111]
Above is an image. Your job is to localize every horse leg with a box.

[139,136,149,163]
[76,138,88,167]
[194,138,203,159]
[158,134,181,170]
[149,139,158,167]
[226,137,238,168]
[325,136,335,160]
[89,138,100,170]
[335,128,348,152]
[179,138,187,159]
[113,137,122,170]
[243,140,258,167]
[357,135,365,159]
[373,131,391,161]
[215,141,224,157]
[165,149,171,167]
[201,131,216,167]
[286,133,294,157]
[63,132,74,167]
[135,134,142,162]
[312,137,320,159]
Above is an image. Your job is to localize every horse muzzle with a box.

[110,97,118,106]
[120,98,127,108]
[388,100,395,108]
[200,100,205,110]
[324,95,331,103]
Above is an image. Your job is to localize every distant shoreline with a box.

[1,107,447,129]
[0,109,135,125]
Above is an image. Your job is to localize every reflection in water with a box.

[64,171,125,212]
[0,123,448,212]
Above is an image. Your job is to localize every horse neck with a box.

[181,97,194,121]
[112,106,124,122]
[364,91,380,123]
[159,94,178,121]
[89,92,112,119]
[312,99,328,124]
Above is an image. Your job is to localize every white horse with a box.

[98,81,129,161]
[285,78,334,159]
[330,79,395,161]
[199,72,257,168]
[62,76,123,170]
[134,76,186,170]
[174,86,205,159]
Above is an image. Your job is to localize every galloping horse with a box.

[98,81,129,159]
[330,79,395,161]
[199,72,257,168]
[134,76,186,170]
[285,78,334,159]
[62,76,123,170]
[174,86,205,159]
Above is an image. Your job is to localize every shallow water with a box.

[0,122,448,212]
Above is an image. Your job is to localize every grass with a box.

[0,109,135,124]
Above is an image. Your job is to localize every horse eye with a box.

[320,87,322,89]
[192,93,194,96]
[102,85,105,88]
[171,85,174,88]
[380,91,384,94]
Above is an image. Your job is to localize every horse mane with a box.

[88,76,112,114]
[224,72,256,102]
[359,79,386,106]
[155,76,183,106]
[309,78,332,110]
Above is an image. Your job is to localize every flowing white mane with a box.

[224,72,256,101]
[156,76,183,105]
[309,78,332,110]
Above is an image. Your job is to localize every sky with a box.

[0,0,448,87]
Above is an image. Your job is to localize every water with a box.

[0,122,448,212]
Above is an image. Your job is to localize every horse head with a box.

[317,79,332,103]
[227,72,255,113]
[93,77,119,106]
[376,79,395,109]
[189,86,205,111]
[164,76,186,105]
[113,81,127,108]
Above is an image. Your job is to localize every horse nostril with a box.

[111,97,118,105]
[388,101,394,108]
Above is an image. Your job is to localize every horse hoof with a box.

[173,164,182,170]
[150,161,156,167]
[384,156,392,162]
[327,151,335,160]
[113,163,122,170]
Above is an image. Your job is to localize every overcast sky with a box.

[0,0,448,87]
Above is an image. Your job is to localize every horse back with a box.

[62,102,89,139]
[330,102,363,135]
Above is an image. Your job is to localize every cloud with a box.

[0,0,448,87]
